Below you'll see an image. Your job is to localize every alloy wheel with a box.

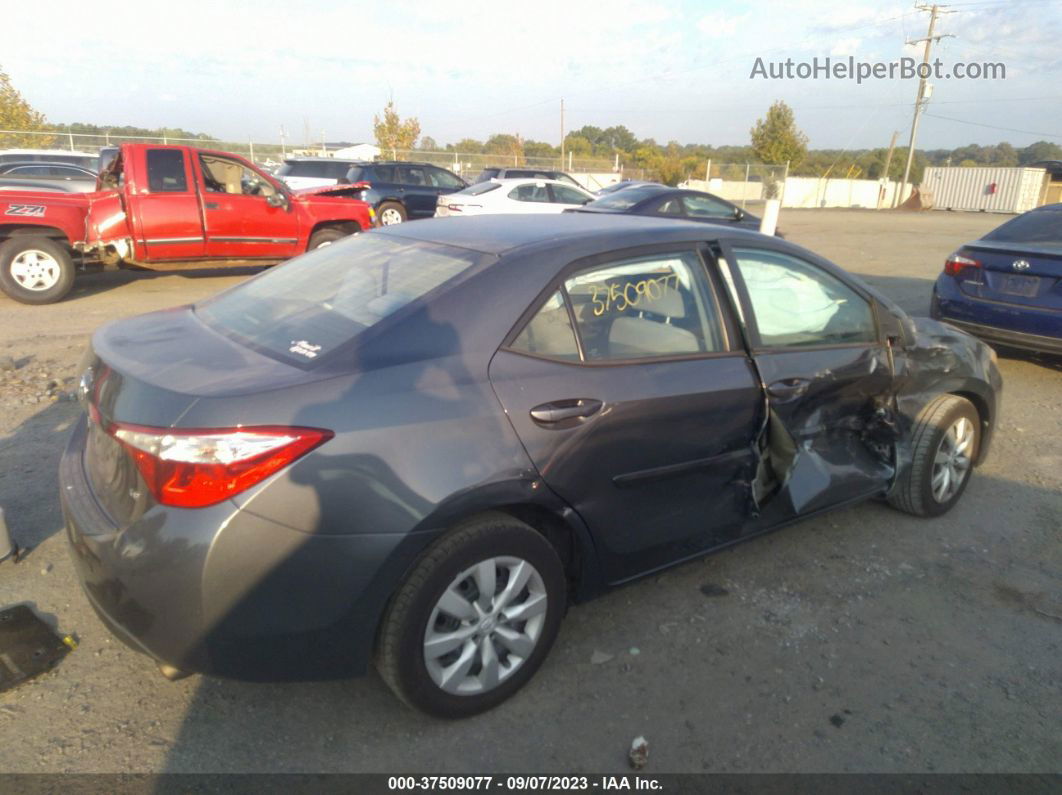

[931,416,973,503]
[10,249,62,291]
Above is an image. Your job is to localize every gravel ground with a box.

[0,209,1058,774]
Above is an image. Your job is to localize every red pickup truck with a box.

[0,143,376,304]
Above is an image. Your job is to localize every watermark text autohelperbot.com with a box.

[750,56,1005,83]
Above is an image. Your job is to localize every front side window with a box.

[683,194,734,218]
[563,252,725,361]
[731,248,877,347]
[510,183,550,203]
[199,154,277,198]
[198,235,485,365]
[550,184,590,205]
[146,149,188,193]
[429,167,465,189]
[653,197,684,216]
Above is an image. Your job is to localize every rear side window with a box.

[983,209,1062,246]
[146,149,188,192]
[400,166,428,186]
[372,165,398,183]
[197,235,484,365]
[731,248,876,347]
[510,291,579,360]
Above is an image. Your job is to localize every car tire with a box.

[375,513,566,718]
[0,236,76,305]
[888,394,980,517]
[377,202,407,226]
[307,226,354,250]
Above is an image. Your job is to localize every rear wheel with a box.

[375,513,566,718]
[889,394,980,517]
[307,226,355,250]
[0,236,76,304]
[377,202,406,226]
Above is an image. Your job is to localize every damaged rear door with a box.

[721,244,897,522]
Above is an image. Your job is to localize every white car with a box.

[435,178,594,217]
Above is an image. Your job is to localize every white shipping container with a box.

[920,167,1048,214]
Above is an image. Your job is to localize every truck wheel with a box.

[378,202,406,226]
[0,237,76,305]
[307,227,354,250]
[375,513,566,718]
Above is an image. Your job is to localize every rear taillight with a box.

[944,251,982,276]
[447,203,480,212]
[108,423,332,508]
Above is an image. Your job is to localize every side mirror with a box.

[267,192,288,209]
[733,207,745,220]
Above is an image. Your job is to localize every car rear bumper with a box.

[60,415,429,681]
[932,277,1062,354]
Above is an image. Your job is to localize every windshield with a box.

[983,208,1062,247]
[586,185,667,210]
[197,234,486,365]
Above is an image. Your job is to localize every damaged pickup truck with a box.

[0,143,376,304]
[61,215,1001,717]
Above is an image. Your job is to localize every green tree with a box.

[523,139,558,159]
[447,138,484,153]
[484,133,524,163]
[750,100,808,167]
[0,67,52,148]
[373,101,421,152]
[418,135,439,151]
[1018,140,1062,165]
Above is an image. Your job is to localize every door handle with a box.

[204,202,219,209]
[529,398,603,424]
[766,378,811,401]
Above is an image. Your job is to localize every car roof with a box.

[486,177,588,188]
[371,212,770,257]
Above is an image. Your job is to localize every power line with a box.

[922,112,1062,140]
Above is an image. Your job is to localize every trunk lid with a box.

[81,306,340,526]
[959,241,1062,312]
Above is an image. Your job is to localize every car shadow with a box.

[0,398,82,553]
[63,266,270,302]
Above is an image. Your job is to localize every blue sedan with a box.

[932,204,1062,354]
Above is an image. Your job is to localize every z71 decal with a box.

[5,204,46,217]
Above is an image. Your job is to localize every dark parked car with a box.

[62,214,1000,717]
[473,167,582,189]
[278,158,467,225]
[931,203,1062,354]
[594,179,661,196]
[0,162,97,192]
[573,184,777,235]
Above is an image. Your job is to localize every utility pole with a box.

[899,4,953,205]
[559,99,565,169]
[280,125,287,158]
[881,130,899,208]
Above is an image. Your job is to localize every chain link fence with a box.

[0,130,638,187]
[680,161,790,208]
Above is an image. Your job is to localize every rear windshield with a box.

[586,185,667,210]
[278,160,353,180]
[197,235,485,365]
[460,182,502,196]
[983,208,1062,246]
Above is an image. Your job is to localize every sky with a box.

[6,0,1062,152]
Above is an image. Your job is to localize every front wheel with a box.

[375,514,566,718]
[0,236,76,304]
[889,394,980,517]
